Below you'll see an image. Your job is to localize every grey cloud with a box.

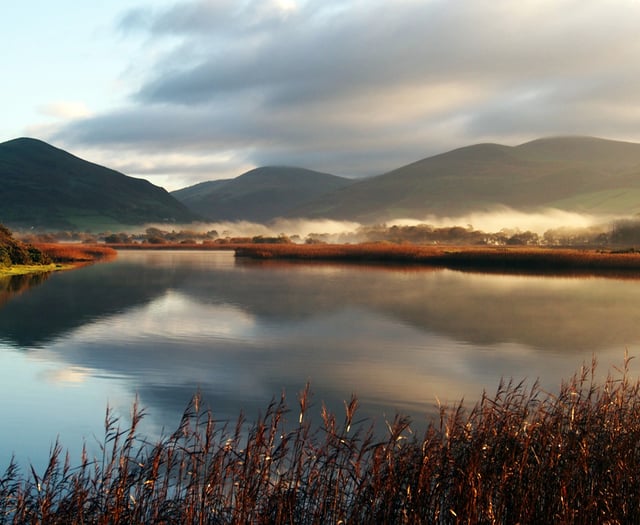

[466,71,640,139]
[55,105,261,149]
[53,0,640,185]
[117,7,153,34]
[135,1,441,106]
[151,0,240,35]
[135,0,640,107]
[115,159,237,176]
[147,0,298,37]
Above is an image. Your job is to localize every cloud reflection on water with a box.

[1,251,639,447]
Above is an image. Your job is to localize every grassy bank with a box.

[2,357,640,523]
[0,263,66,276]
[0,244,116,277]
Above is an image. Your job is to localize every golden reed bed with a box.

[3,359,640,523]
[233,243,640,274]
[107,242,640,275]
[33,243,117,263]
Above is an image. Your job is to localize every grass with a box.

[548,187,640,215]
[0,264,67,277]
[2,357,640,523]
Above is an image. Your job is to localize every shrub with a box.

[0,223,50,266]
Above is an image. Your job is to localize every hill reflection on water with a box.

[0,271,51,309]
[1,250,639,470]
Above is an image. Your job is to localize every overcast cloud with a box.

[45,0,640,189]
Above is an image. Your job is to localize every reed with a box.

[2,358,640,523]
[235,243,640,275]
[33,243,117,263]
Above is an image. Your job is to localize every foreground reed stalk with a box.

[2,358,640,524]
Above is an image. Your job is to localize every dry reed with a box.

[33,244,117,263]
[235,243,640,275]
[2,358,640,523]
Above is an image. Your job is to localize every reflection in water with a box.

[0,272,51,309]
[1,250,639,471]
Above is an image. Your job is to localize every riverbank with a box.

[0,244,117,277]
[0,263,67,276]
[106,241,640,274]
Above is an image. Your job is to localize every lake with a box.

[1,249,639,471]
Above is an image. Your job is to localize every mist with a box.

[142,206,623,244]
[144,218,364,241]
[387,207,617,236]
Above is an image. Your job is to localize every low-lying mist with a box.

[387,207,618,236]
[199,218,363,240]
[144,207,620,245]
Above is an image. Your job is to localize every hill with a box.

[171,166,354,222]
[294,136,640,222]
[0,138,200,230]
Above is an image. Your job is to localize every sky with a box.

[3,0,640,191]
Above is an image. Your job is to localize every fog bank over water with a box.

[150,207,617,240]
[387,207,617,236]
[147,219,363,239]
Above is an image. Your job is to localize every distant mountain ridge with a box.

[0,138,199,230]
[171,166,355,222]
[290,136,640,221]
[4,136,640,230]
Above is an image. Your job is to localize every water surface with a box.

[1,250,639,470]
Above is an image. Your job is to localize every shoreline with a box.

[1,244,117,277]
[0,263,69,277]
[103,241,640,276]
[233,243,640,275]
[15,241,640,276]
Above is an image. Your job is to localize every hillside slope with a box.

[295,136,640,221]
[172,166,354,222]
[0,138,200,230]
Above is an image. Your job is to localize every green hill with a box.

[6,136,640,230]
[294,136,640,221]
[0,138,200,230]
[171,166,354,222]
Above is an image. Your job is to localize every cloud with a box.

[39,366,92,385]
[49,0,640,188]
[38,101,92,120]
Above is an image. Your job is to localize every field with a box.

[1,357,639,523]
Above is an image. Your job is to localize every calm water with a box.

[2,250,640,470]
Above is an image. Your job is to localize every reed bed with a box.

[33,244,117,263]
[235,243,640,274]
[2,357,640,523]
[106,243,234,251]
[109,241,640,274]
